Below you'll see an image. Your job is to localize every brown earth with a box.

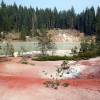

[2,29,84,42]
[0,57,100,100]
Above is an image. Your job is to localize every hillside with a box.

[49,29,83,42]
[2,29,84,42]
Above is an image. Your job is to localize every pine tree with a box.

[0,9,3,31]
[20,25,26,41]
[53,7,58,28]
[13,2,18,31]
[84,8,89,35]
[37,24,55,56]
[95,6,100,47]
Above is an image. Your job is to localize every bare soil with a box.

[3,29,84,42]
[0,57,100,100]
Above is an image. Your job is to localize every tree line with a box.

[0,0,100,38]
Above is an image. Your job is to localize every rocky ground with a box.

[0,57,100,100]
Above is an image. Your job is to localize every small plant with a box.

[3,42,14,60]
[31,63,35,66]
[18,46,29,64]
[62,82,69,87]
[43,60,70,89]
[71,46,78,54]
[61,60,70,70]
[18,51,21,56]
[22,61,28,64]
[0,45,1,50]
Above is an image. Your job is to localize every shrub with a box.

[32,49,100,61]
[32,55,81,61]
[62,82,69,87]
[22,61,28,64]
[12,38,19,40]
[78,49,100,59]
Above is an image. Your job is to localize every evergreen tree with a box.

[60,10,67,29]
[0,9,3,31]
[89,6,95,34]
[20,25,26,41]
[84,8,89,35]
[53,7,58,28]
[37,24,54,56]
[13,2,18,31]
[71,6,75,29]
[95,6,100,47]
[66,10,72,28]
[0,1,98,37]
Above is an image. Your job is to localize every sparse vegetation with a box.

[17,46,29,64]
[37,24,56,56]
[71,46,78,54]
[62,82,69,87]
[43,60,70,89]
[78,39,100,59]
[22,61,28,64]
[32,55,81,61]
[3,42,14,58]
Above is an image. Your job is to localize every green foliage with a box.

[4,42,14,57]
[21,46,27,54]
[0,45,2,55]
[22,61,28,64]
[0,45,1,49]
[20,25,26,41]
[9,43,14,56]
[32,46,100,61]
[79,49,100,59]
[3,16,12,31]
[78,39,100,59]
[80,40,99,53]
[96,6,100,47]
[12,38,19,40]
[32,55,81,61]
[17,46,29,64]
[61,60,70,70]
[37,24,55,56]
[62,82,69,87]
[0,1,98,37]
[17,51,21,56]
[17,47,27,57]
[71,46,78,54]
[43,60,70,89]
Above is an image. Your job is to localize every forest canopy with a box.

[0,0,100,37]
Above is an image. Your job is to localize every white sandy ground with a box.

[42,62,86,79]
[0,60,86,79]
[14,50,72,57]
